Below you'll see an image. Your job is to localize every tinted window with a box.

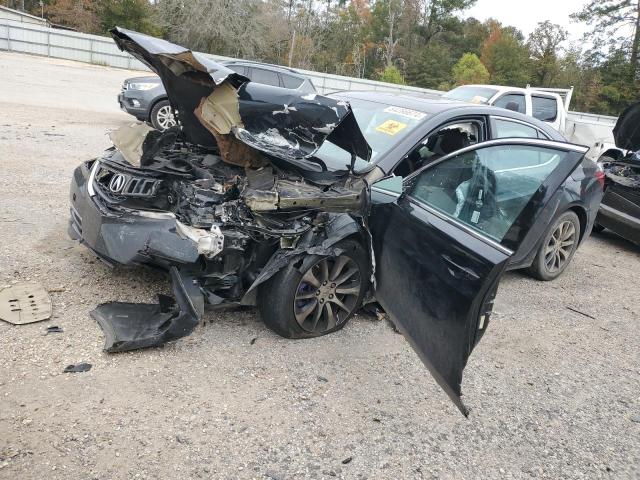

[227,64,246,75]
[493,119,538,138]
[493,93,526,113]
[532,95,558,122]
[281,73,304,89]
[409,144,569,242]
[250,68,280,86]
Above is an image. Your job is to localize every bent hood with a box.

[613,101,640,151]
[110,28,371,166]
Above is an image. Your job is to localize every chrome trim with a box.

[404,137,589,184]
[87,160,100,197]
[371,185,401,197]
[109,173,126,193]
[408,198,514,256]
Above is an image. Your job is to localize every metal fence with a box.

[0,19,443,97]
[0,18,619,129]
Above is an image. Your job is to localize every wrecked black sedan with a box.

[69,28,598,414]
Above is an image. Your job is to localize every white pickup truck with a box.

[443,84,571,132]
[442,84,617,160]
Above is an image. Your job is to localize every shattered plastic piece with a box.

[90,267,204,352]
[0,283,52,325]
[45,325,63,334]
[175,221,225,259]
[63,363,92,373]
[109,122,154,165]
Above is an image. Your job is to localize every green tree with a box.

[572,0,640,81]
[405,41,456,89]
[481,22,530,86]
[527,21,567,87]
[99,0,159,35]
[379,64,405,83]
[451,52,489,85]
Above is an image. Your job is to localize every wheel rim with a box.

[293,255,362,333]
[544,220,576,273]
[156,105,176,130]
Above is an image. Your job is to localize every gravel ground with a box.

[0,51,639,480]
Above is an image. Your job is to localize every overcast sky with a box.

[464,0,589,41]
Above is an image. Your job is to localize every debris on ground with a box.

[0,282,52,325]
[63,363,92,373]
[566,306,597,320]
[44,326,63,334]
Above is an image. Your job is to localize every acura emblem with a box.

[109,174,127,193]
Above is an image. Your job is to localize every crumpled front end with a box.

[69,28,374,353]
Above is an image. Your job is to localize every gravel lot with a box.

[1,51,639,480]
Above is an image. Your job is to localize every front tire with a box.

[527,211,581,281]
[258,239,369,339]
[150,100,176,131]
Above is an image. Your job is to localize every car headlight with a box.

[128,82,157,91]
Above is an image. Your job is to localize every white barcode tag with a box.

[471,210,480,223]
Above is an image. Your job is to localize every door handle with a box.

[441,254,480,280]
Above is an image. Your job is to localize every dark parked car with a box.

[71,28,603,414]
[118,61,316,131]
[594,102,640,245]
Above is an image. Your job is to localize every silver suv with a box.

[118,61,317,130]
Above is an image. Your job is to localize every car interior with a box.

[394,122,481,177]
[411,145,564,241]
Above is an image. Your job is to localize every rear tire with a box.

[150,100,176,131]
[526,211,581,281]
[258,239,369,339]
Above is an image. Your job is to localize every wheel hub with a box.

[315,281,337,302]
[293,255,362,334]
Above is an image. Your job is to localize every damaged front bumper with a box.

[69,159,203,267]
[69,159,212,351]
[91,267,203,352]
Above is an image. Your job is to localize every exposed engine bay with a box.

[70,27,376,352]
[92,125,369,304]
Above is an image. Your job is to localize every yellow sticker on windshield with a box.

[375,119,407,136]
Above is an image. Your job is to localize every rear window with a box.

[493,93,526,113]
[443,86,499,104]
[250,68,280,86]
[227,64,247,75]
[281,73,304,89]
[532,95,558,122]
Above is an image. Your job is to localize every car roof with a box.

[452,84,561,99]
[330,90,479,114]
[330,90,566,142]
[223,60,306,78]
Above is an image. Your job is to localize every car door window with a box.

[250,68,280,86]
[532,95,558,122]
[409,144,573,242]
[493,93,526,113]
[392,120,484,179]
[493,118,540,138]
[281,73,304,89]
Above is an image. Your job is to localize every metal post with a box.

[90,39,94,64]
[47,29,50,57]
[6,23,10,51]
